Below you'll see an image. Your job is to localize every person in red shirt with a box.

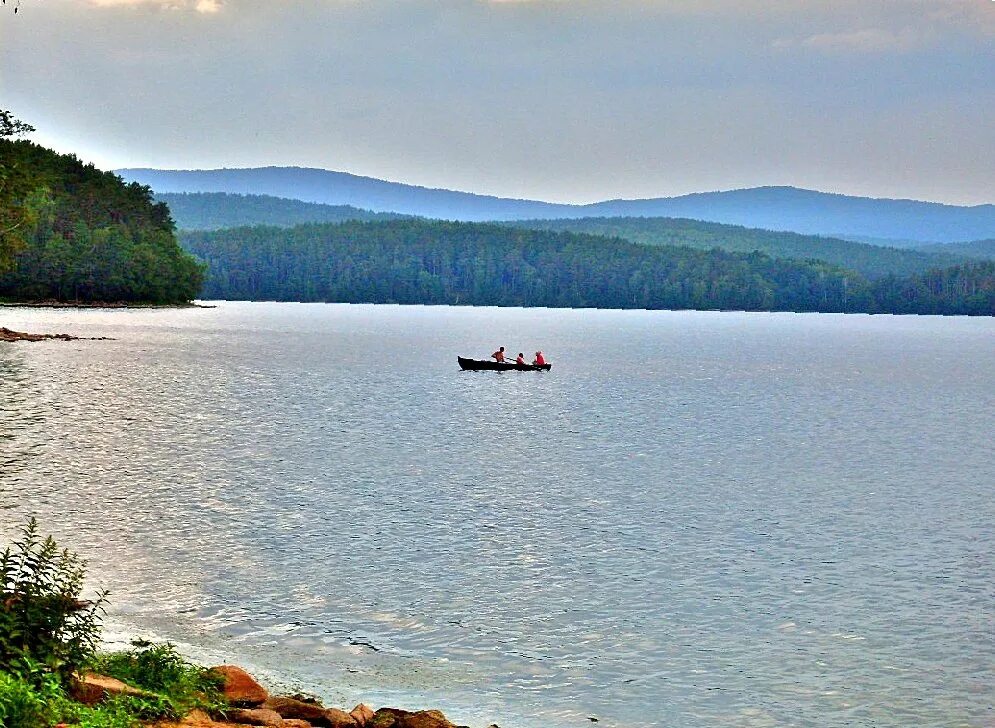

[533,351,546,366]
[491,346,506,362]
[515,352,526,365]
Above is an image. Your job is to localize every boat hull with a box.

[458,356,551,372]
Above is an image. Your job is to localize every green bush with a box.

[0,518,108,682]
[0,670,60,728]
[91,641,224,719]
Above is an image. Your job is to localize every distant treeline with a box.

[918,238,995,261]
[179,219,995,315]
[508,216,964,280]
[155,191,404,231]
[0,138,203,303]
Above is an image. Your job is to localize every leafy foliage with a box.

[157,191,404,231]
[507,216,966,280]
[0,670,58,728]
[90,641,224,719]
[0,133,204,302]
[0,518,107,683]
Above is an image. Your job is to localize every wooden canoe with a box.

[458,356,551,371]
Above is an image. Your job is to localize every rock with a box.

[367,708,456,728]
[323,707,360,727]
[282,722,314,728]
[263,697,333,726]
[0,326,111,342]
[350,704,376,726]
[211,665,269,707]
[227,708,286,726]
[70,672,151,706]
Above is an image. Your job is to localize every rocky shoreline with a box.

[68,665,488,728]
[0,326,113,342]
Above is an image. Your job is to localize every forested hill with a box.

[0,138,203,303]
[508,217,962,280]
[179,219,995,315]
[117,166,995,243]
[155,189,966,279]
[918,239,995,261]
[156,192,404,230]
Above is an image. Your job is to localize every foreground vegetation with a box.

[180,219,995,315]
[0,519,224,728]
[0,112,204,304]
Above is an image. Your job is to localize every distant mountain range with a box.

[118,166,995,243]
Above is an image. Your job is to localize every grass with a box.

[0,641,226,727]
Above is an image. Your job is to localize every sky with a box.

[1,0,993,205]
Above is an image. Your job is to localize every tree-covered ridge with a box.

[155,191,405,231]
[507,216,964,280]
[176,219,847,312]
[180,219,995,315]
[870,261,995,316]
[918,239,995,261]
[0,137,204,303]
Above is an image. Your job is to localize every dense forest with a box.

[180,220,995,315]
[156,191,403,230]
[508,216,963,280]
[0,123,203,303]
[869,261,995,315]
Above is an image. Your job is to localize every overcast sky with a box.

[1,0,993,204]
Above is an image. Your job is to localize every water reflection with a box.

[0,304,993,728]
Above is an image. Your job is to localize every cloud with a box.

[87,0,223,13]
[781,27,926,53]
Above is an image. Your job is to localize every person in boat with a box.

[515,352,526,365]
[491,346,506,363]
[533,351,546,366]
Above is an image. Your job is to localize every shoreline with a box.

[0,326,114,342]
[0,300,215,309]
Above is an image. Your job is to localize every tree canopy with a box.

[0,125,204,303]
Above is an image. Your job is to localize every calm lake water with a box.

[1,303,993,728]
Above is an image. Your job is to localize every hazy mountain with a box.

[155,192,404,230]
[508,217,964,280]
[117,166,995,243]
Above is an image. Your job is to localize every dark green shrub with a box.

[0,518,108,682]
[91,641,224,718]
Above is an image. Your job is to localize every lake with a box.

[1,303,993,727]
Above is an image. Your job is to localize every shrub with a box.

[0,670,59,728]
[0,518,108,682]
[91,641,224,718]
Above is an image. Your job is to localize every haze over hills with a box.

[918,239,995,261]
[117,166,995,243]
[152,189,965,280]
[156,192,404,230]
[508,217,965,280]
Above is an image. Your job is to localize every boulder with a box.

[227,708,286,726]
[323,707,360,728]
[263,697,334,726]
[282,722,314,728]
[211,665,269,707]
[350,704,376,726]
[70,672,151,706]
[367,708,457,728]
